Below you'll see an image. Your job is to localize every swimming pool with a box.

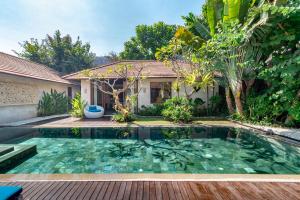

[0,127,299,174]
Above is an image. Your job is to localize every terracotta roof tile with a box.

[0,52,72,84]
[63,60,193,80]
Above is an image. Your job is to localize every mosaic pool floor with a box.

[2,127,300,174]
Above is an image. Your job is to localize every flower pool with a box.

[0,127,299,174]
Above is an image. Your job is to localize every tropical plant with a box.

[15,30,95,74]
[138,104,164,116]
[162,97,193,123]
[112,112,135,123]
[37,89,68,116]
[120,22,177,60]
[70,93,87,118]
[84,64,145,122]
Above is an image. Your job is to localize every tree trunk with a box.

[225,87,235,115]
[233,84,244,116]
[113,92,128,116]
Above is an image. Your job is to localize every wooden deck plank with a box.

[69,181,89,200]
[155,181,163,200]
[136,180,144,200]
[29,181,57,200]
[182,181,197,200]
[0,181,299,200]
[232,182,263,200]
[171,181,183,200]
[129,181,138,200]
[110,181,121,200]
[161,182,170,200]
[76,181,95,200]
[43,181,66,200]
[175,182,189,200]
[116,181,127,200]
[103,181,116,200]
[48,181,72,200]
[62,181,85,200]
[15,181,37,196]
[166,181,176,200]
[143,181,150,200]
[274,182,300,199]
[81,181,100,200]
[89,181,106,200]
[122,181,132,200]
[149,181,156,200]
[56,181,78,200]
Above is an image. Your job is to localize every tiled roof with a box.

[0,52,72,84]
[63,60,192,80]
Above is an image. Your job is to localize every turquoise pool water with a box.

[1,127,300,174]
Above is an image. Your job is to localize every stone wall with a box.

[0,73,80,124]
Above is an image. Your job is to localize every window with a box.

[150,82,172,104]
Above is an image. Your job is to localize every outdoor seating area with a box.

[84,105,105,119]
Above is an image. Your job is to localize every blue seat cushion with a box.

[89,108,101,112]
[0,186,22,200]
[88,105,97,111]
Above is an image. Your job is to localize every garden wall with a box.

[0,73,79,124]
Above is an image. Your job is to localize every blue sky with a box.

[0,0,204,56]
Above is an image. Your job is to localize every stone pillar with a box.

[81,79,91,105]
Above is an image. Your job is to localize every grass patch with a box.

[129,116,233,126]
[132,117,173,125]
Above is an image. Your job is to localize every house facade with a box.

[0,52,80,124]
[64,61,220,113]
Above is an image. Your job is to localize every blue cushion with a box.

[0,186,22,200]
[89,108,101,113]
[89,105,97,111]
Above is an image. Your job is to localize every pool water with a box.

[1,127,300,174]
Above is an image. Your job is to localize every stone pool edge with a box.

[0,174,300,182]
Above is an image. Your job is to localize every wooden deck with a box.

[1,181,299,200]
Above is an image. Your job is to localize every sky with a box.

[0,0,204,56]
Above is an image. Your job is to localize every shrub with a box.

[192,98,205,116]
[162,97,193,123]
[208,95,227,116]
[112,112,135,123]
[138,104,164,116]
[37,89,68,116]
[70,93,87,118]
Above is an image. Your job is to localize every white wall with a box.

[0,73,80,124]
[81,79,91,105]
[137,78,219,109]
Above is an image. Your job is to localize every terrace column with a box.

[81,79,91,105]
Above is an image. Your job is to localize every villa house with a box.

[63,60,220,113]
[0,52,80,124]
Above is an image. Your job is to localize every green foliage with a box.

[120,22,177,60]
[241,2,300,127]
[138,104,164,116]
[15,30,95,74]
[112,112,135,123]
[37,89,68,116]
[162,97,193,123]
[70,93,87,118]
[192,98,205,116]
[209,95,224,114]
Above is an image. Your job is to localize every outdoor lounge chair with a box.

[84,105,105,118]
[0,186,22,200]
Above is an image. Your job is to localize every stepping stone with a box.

[0,146,14,156]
